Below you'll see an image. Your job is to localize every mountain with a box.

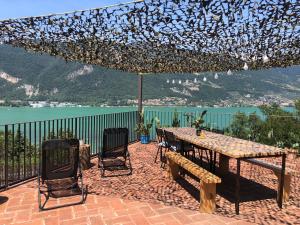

[0,44,299,106]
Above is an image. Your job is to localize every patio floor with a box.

[0,142,299,225]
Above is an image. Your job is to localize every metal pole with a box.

[138,73,143,124]
[235,159,241,215]
[278,154,286,208]
[4,125,9,189]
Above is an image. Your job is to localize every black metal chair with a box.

[38,139,86,211]
[98,128,132,177]
[164,130,195,160]
[154,128,169,166]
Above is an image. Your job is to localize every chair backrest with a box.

[156,128,164,142]
[164,130,177,147]
[41,139,79,181]
[102,128,128,157]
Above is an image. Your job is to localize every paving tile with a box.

[104,215,133,225]
[129,213,150,225]
[89,215,105,225]
[60,217,88,225]
[44,216,59,225]
[0,218,14,225]
[58,208,74,221]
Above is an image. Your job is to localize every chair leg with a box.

[126,153,133,175]
[38,176,43,211]
[38,178,86,211]
[99,157,105,177]
[154,146,161,163]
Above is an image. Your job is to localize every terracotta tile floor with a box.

[0,185,249,225]
[0,142,299,225]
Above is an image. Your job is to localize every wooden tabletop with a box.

[164,127,286,159]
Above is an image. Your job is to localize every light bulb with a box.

[172,79,175,84]
[203,77,207,82]
[166,79,170,84]
[227,69,233,75]
[243,63,248,70]
[194,78,197,83]
[178,80,182,84]
[263,54,269,63]
[214,73,218,79]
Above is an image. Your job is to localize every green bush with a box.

[228,102,300,150]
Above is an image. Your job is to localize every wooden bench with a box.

[165,151,221,213]
[243,158,296,203]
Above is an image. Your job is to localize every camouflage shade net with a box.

[0,0,299,73]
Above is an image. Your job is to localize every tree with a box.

[229,100,300,153]
[229,112,250,139]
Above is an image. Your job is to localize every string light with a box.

[214,73,219,79]
[252,55,257,62]
[243,63,249,70]
[263,54,269,63]
[203,77,207,82]
[227,69,233,75]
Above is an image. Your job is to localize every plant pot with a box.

[196,129,202,136]
[140,135,150,144]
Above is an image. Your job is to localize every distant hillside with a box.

[0,45,299,106]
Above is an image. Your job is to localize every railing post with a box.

[4,125,9,189]
[138,73,143,124]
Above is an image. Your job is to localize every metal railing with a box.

[144,110,300,148]
[144,110,235,139]
[1,108,299,189]
[0,111,138,189]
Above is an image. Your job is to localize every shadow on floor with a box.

[174,159,276,204]
[0,196,9,205]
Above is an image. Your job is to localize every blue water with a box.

[0,106,295,125]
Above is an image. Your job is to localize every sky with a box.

[0,0,130,20]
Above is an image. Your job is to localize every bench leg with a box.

[219,155,229,175]
[167,159,180,180]
[274,171,291,203]
[199,181,217,213]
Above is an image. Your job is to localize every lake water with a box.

[0,106,264,125]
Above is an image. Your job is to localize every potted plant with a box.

[135,110,154,144]
[192,110,207,136]
[172,109,180,127]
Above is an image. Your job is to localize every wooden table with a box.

[79,144,91,170]
[164,127,287,214]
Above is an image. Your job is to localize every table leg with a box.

[219,155,230,175]
[160,146,162,162]
[278,154,286,208]
[179,140,185,176]
[209,150,213,171]
[235,159,241,215]
[213,152,217,173]
[200,148,203,166]
[180,140,184,155]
